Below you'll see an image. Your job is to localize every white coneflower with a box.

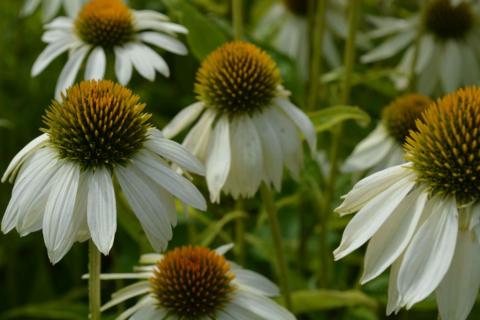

[31,0,188,100]
[20,0,84,22]
[99,244,295,320]
[361,0,480,95]
[334,87,480,320]
[343,94,432,172]
[163,41,316,203]
[254,0,348,79]
[1,80,206,264]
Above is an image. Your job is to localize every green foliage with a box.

[309,105,371,132]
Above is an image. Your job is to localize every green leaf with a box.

[163,0,228,61]
[285,289,378,314]
[308,106,371,132]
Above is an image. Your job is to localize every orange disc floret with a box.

[151,246,235,319]
[75,0,134,47]
[405,87,480,203]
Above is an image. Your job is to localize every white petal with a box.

[231,290,295,320]
[398,196,458,308]
[234,269,279,297]
[440,41,462,93]
[125,43,156,81]
[55,45,90,100]
[162,102,204,139]
[133,10,168,21]
[222,302,263,320]
[215,243,234,255]
[182,109,216,160]
[114,46,133,85]
[117,296,156,320]
[139,32,187,55]
[130,304,166,320]
[361,31,415,63]
[84,46,106,80]
[101,281,151,312]
[41,30,71,43]
[64,0,83,17]
[435,229,480,320]
[87,168,116,255]
[135,20,188,34]
[206,116,231,203]
[361,188,428,283]
[42,0,61,22]
[45,17,74,30]
[42,161,80,263]
[20,0,41,17]
[386,257,404,315]
[333,172,416,260]
[417,42,440,95]
[274,98,316,152]
[138,44,170,77]
[31,38,75,76]
[415,34,435,73]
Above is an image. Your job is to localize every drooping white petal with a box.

[417,41,440,95]
[130,304,167,320]
[139,253,163,264]
[415,34,435,73]
[84,46,106,80]
[436,229,480,320]
[182,109,216,160]
[124,43,156,81]
[101,281,151,312]
[162,102,205,139]
[139,32,188,55]
[361,188,428,284]
[231,290,295,320]
[333,172,416,260]
[234,269,280,297]
[55,45,90,100]
[206,116,231,203]
[116,296,156,320]
[31,38,76,76]
[386,257,404,316]
[133,10,168,22]
[45,16,74,30]
[137,44,170,77]
[398,196,458,308]
[87,168,116,255]
[361,31,415,63]
[336,163,413,215]
[215,243,234,255]
[134,20,188,34]
[222,301,264,320]
[114,46,133,85]
[20,0,41,17]
[42,0,61,22]
[342,124,394,173]
[64,0,83,17]
[42,161,80,263]
[440,41,462,93]
[42,30,71,43]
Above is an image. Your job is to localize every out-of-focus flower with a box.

[1,80,206,264]
[163,41,316,202]
[334,87,480,320]
[31,0,188,100]
[20,0,84,22]
[99,244,295,320]
[342,94,432,173]
[361,0,480,95]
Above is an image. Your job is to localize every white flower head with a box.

[99,244,295,320]
[1,80,206,264]
[342,94,433,173]
[31,0,189,100]
[362,0,480,95]
[334,87,480,320]
[20,0,85,22]
[163,41,317,203]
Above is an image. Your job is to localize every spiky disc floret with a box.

[283,0,308,16]
[382,94,433,144]
[75,0,134,47]
[405,87,480,203]
[195,41,281,116]
[151,246,235,319]
[43,80,150,170]
[424,0,474,40]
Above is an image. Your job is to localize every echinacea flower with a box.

[361,0,480,95]
[342,94,432,172]
[163,41,316,202]
[334,87,480,320]
[20,0,84,22]
[31,0,188,100]
[254,0,348,79]
[1,80,206,264]
[99,244,295,320]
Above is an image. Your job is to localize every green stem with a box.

[234,200,246,265]
[260,183,292,310]
[232,0,243,40]
[88,240,101,320]
[307,0,327,111]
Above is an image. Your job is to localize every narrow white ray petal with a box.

[162,102,205,139]
[45,17,74,30]
[116,296,156,320]
[215,243,234,255]
[252,112,284,190]
[42,0,61,22]
[139,253,163,264]
[125,43,156,81]
[182,109,216,160]
[144,135,204,175]
[42,30,72,43]
[274,98,316,152]
[133,10,169,21]
[361,188,428,283]
[436,229,480,320]
[386,257,404,316]
[417,42,440,95]
[101,281,151,311]
[378,144,405,170]
[206,116,231,203]
[139,32,188,55]
[217,310,237,320]
[342,124,395,172]
[322,31,341,68]
[55,45,90,100]
[95,273,152,280]
[42,161,80,263]
[130,304,166,320]
[114,46,133,85]
[415,34,434,73]
[84,46,106,80]
[398,197,458,308]
[64,0,83,17]
[365,15,413,38]
[133,151,206,210]
[333,172,416,260]
[231,290,295,320]
[234,269,279,297]
[461,43,479,86]
[222,302,263,320]
[87,168,116,255]
[138,44,170,77]
[20,0,41,17]
[134,20,188,34]
[335,163,413,215]
[31,38,75,76]
[361,31,415,63]
[440,41,461,93]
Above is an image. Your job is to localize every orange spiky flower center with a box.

[424,0,473,40]
[151,246,235,319]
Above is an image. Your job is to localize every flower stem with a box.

[88,240,101,320]
[232,0,243,40]
[234,200,246,265]
[307,0,327,111]
[260,183,292,310]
